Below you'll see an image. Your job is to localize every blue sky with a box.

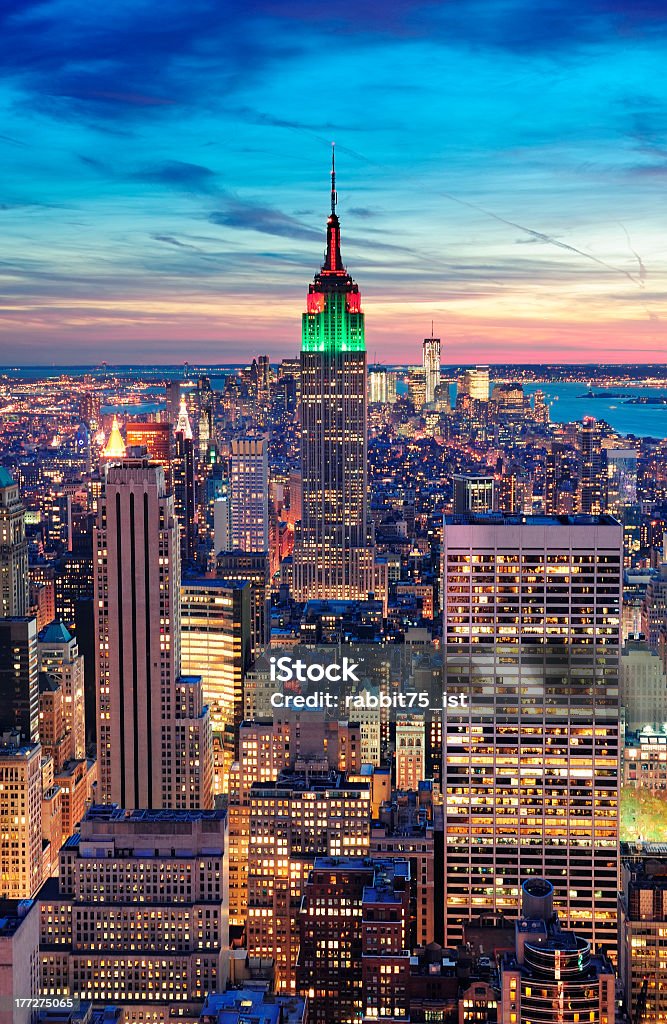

[0,0,666,363]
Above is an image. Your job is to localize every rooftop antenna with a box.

[330,142,337,216]
[431,320,434,338]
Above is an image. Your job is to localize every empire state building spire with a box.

[293,153,375,603]
[324,142,343,273]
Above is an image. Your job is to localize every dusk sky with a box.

[1,0,666,365]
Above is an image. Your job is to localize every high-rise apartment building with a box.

[38,804,229,1019]
[0,468,28,617]
[181,578,251,794]
[423,333,441,406]
[95,459,212,810]
[292,152,374,602]
[0,739,43,898]
[37,621,86,760]
[247,770,371,991]
[442,512,622,953]
[230,438,269,553]
[642,562,667,648]
[0,618,39,743]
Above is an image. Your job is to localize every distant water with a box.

[522,383,667,439]
[3,366,667,438]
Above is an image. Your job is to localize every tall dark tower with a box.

[173,396,197,564]
[293,149,374,600]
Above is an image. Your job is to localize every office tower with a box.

[101,415,126,461]
[124,421,172,466]
[0,468,28,617]
[165,379,182,427]
[370,789,442,946]
[228,715,362,928]
[532,389,549,424]
[173,397,197,563]
[395,714,426,791]
[55,552,94,629]
[0,739,42,898]
[292,151,373,602]
[213,495,231,554]
[37,621,85,759]
[53,755,96,842]
[499,879,616,1024]
[95,459,212,810]
[620,637,667,730]
[460,365,490,402]
[407,365,427,410]
[368,364,388,404]
[181,578,251,794]
[620,854,667,1022]
[197,374,215,462]
[38,804,229,1014]
[605,446,638,514]
[442,513,622,952]
[0,618,38,743]
[579,416,603,514]
[423,332,441,405]
[247,770,371,991]
[544,439,579,514]
[230,439,269,553]
[227,720,291,927]
[453,474,495,514]
[38,673,72,771]
[79,392,100,430]
[296,857,410,1024]
[642,563,667,648]
[216,550,270,657]
[0,898,40,1024]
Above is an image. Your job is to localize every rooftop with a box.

[38,619,73,644]
[444,512,621,527]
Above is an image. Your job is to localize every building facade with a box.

[292,153,373,602]
[94,459,212,810]
[442,513,622,953]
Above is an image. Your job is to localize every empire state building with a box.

[293,151,375,601]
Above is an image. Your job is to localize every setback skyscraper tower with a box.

[94,458,212,809]
[293,149,374,601]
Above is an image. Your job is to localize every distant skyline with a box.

[1,0,666,364]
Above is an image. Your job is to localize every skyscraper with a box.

[0,468,28,618]
[423,331,441,406]
[292,150,373,601]
[0,739,42,898]
[442,512,621,953]
[94,459,212,810]
[37,620,86,760]
[173,397,197,563]
[230,438,269,553]
[579,416,603,514]
[0,617,39,743]
[181,577,251,793]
